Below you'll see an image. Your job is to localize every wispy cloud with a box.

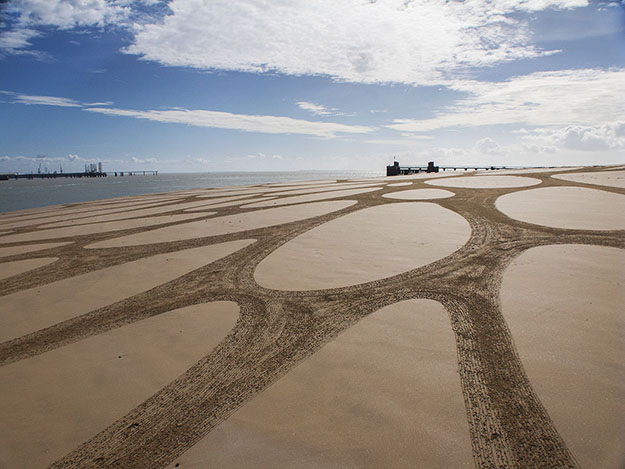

[84,106,375,138]
[386,68,625,131]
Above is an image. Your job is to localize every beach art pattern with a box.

[0,167,623,468]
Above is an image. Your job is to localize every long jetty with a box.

[0,170,158,181]
[387,160,507,176]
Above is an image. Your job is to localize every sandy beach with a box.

[0,165,624,468]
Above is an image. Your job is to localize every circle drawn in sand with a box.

[551,170,625,189]
[496,186,625,230]
[382,189,454,200]
[254,203,471,290]
[425,175,541,189]
[501,244,625,468]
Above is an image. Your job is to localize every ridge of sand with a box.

[0,301,239,469]
[501,244,625,468]
[495,186,625,230]
[0,258,58,281]
[168,299,473,469]
[425,175,541,188]
[0,242,73,259]
[254,203,470,290]
[0,213,210,244]
[86,200,357,249]
[382,188,455,200]
[0,240,254,343]
[551,170,625,189]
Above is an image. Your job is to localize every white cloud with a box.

[131,156,157,164]
[475,137,503,154]
[5,0,129,30]
[12,93,83,107]
[523,121,625,151]
[0,28,38,52]
[387,68,625,131]
[67,153,80,161]
[84,106,375,138]
[124,0,587,86]
[297,101,332,116]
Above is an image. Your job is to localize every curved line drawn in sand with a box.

[255,203,470,291]
[1,166,623,469]
[0,242,73,259]
[85,200,357,248]
[241,187,382,208]
[500,244,625,468]
[0,213,210,244]
[0,301,240,469]
[266,182,383,197]
[0,240,254,343]
[183,196,277,211]
[551,170,625,189]
[382,188,454,200]
[425,175,541,189]
[38,200,223,229]
[0,258,59,281]
[168,299,473,468]
[495,186,625,230]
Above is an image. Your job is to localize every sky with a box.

[0,0,624,174]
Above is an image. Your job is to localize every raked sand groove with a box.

[0,167,623,468]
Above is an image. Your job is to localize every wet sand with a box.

[0,166,623,468]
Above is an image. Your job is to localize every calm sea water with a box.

[0,170,382,214]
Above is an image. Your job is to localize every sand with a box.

[0,257,58,281]
[1,165,623,469]
[0,213,209,243]
[551,170,625,189]
[382,188,455,200]
[0,242,73,259]
[496,186,625,230]
[0,197,183,226]
[425,175,541,188]
[255,203,470,290]
[86,200,356,249]
[241,187,382,209]
[476,167,581,176]
[267,182,383,196]
[0,301,239,469]
[184,196,276,211]
[500,245,625,468]
[168,299,473,469]
[387,182,413,187]
[0,240,253,343]
[38,200,221,229]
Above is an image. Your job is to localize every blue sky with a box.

[1,0,624,173]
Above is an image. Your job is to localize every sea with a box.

[0,170,382,214]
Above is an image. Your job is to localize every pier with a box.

[0,170,158,181]
[386,160,507,176]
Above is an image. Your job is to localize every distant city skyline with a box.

[1,0,624,173]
